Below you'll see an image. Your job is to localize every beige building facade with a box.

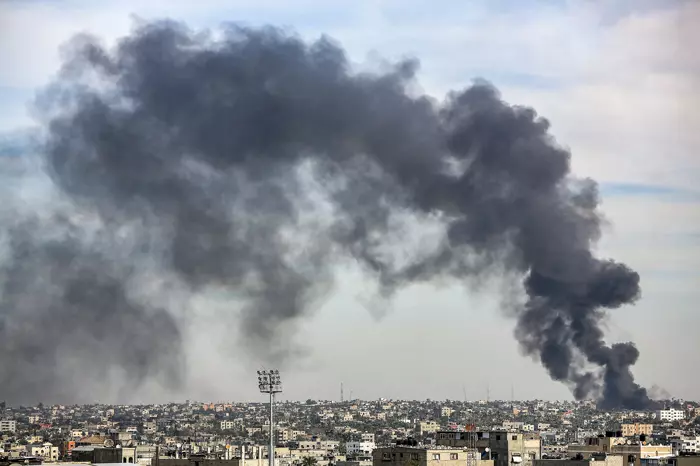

[373,446,493,466]
[534,455,623,466]
[420,422,440,434]
[436,431,542,466]
[621,425,653,438]
[567,437,672,466]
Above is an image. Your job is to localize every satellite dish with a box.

[104,439,115,448]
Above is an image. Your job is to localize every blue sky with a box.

[0,0,698,403]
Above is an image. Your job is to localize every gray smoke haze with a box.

[0,20,654,409]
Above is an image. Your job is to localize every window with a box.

[513,436,518,441]
[411,454,419,460]
[433,454,441,460]
[450,454,459,460]
[496,435,501,441]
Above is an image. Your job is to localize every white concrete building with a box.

[221,420,238,430]
[503,421,524,431]
[28,443,59,461]
[658,409,686,422]
[670,436,700,454]
[0,420,16,433]
[346,441,375,456]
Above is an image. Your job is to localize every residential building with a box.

[347,441,376,456]
[534,455,623,466]
[503,422,524,431]
[277,429,290,443]
[27,443,59,461]
[143,420,157,434]
[72,445,137,463]
[338,460,372,466]
[221,420,239,430]
[622,425,653,438]
[657,409,685,422]
[436,431,541,466]
[0,420,16,432]
[669,455,700,466]
[362,434,376,443]
[670,437,700,454]
[419,422,440,434]
[567,436,673,466]
[373,446,493,466]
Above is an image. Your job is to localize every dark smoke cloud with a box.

[0,20,654,408]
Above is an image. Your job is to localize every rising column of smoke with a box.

[0,19,654,408]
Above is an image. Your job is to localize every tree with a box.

[301,457,318,466]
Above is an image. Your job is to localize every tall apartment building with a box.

[658,409,686,422]
[0,420,17,432]
[621,425,653,438]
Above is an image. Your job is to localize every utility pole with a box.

[258,370,282,466]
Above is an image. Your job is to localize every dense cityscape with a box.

[1,392,699,466]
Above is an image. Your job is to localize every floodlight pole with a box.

[269,390,274,466]
[258,370,282,466]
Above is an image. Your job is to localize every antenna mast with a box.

[465,421,477,466]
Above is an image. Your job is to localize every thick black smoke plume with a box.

[0,20,653,408]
